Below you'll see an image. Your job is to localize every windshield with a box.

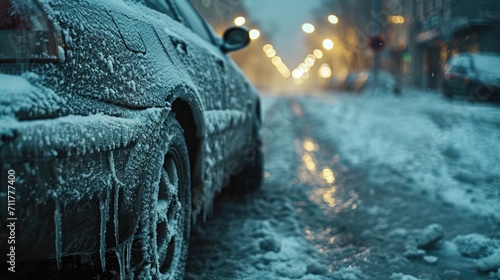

[473,55,500,76]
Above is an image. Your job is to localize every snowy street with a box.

[186,91,500,280]
[4,1,500,279]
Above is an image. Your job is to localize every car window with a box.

[462,57,471,72]
[146,0,175,18]
[455,66,467,74]
[171,0,213,42]
[450,57,462,67]
[472,55,500,76]
[450,58,465,74]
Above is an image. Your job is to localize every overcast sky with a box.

[242,0,323,68]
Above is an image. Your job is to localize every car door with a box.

[449,57,466,95]
[169,0,228,109]
[168,0,253,189]
[460,57,473,95]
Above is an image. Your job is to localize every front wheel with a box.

[132,116,191,280]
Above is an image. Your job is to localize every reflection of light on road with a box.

[294,132,367,262]
[297,136,359,213]
[305,228,314,242]
[303,138,319,152]
[302,153,316,173]
[321,167,335,184]
[299,138,337,187]
[322,186,337,207]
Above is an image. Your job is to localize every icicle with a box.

[99,189,110,271]
[109,151,130,278]
[151,180,160,275]
[125,237,133,273]
[109,152,123,245]
[53,192,62,270]
[113,181,120,245]
[115,244,126,280]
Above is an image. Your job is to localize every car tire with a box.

[132,115,191,280]
[475,85,495,102]
[466,85,476,100]
[231,129,264,191]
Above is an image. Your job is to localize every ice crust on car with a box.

[1,0,258,277]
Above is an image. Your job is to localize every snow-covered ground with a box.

[302,89,500,222]
[186,91,500,280]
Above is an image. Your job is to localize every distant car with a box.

[342,71,367,92]
[340,70,400,94]
[0,0,262,279]
[442,53,500,101]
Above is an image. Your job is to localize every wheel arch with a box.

[168,86,205,221]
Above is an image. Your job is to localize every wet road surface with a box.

[186,96,499,280]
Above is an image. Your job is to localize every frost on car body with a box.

[0,0,262,278]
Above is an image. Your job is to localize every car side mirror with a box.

[221,26,250,53]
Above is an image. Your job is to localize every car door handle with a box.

[215,58,225,70]
[171,37,188,55]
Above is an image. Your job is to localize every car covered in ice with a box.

[0,0,262,278]
[442,52,500,102]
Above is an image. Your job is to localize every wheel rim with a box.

[156,147,186,276]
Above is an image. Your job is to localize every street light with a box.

[292,69,304,79]
[299,63,309,72]
[234,16,246,26]
[305,57,315,67]
[271,56,282,66]
[277,64,288,72]
[391,15,405,24]
[318,63,332,79]
[249,29,260,40]
[302,23,315,33]
[265,49,276,58]
[263,44,273,52]
[328,15,339,24]
[313,49,324,59]
[322,39,334,50]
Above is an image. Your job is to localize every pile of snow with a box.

[390,273,421,280]
[403,224,444,263]
[330,267,367,280]
[392,223,500,275]
[452,233,500,272]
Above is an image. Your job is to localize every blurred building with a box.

[411,0,500,89]
[305,0,412,90]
